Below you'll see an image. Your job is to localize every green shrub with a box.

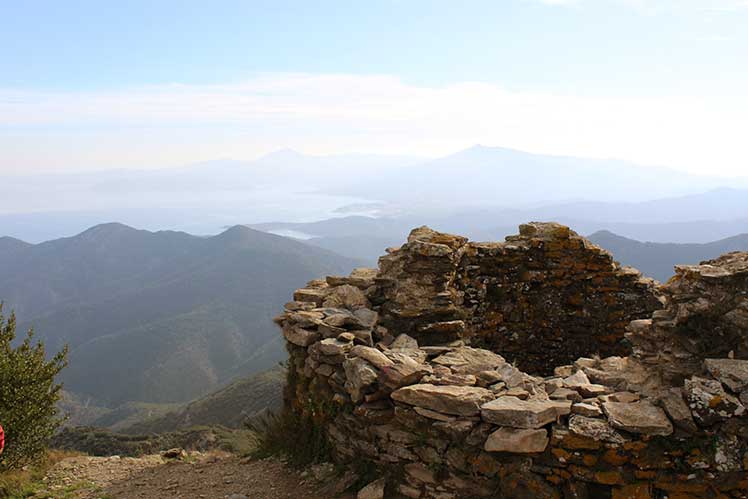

[0,305,68,470]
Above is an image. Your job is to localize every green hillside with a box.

[123,367,285,434]
[0,223,358,408]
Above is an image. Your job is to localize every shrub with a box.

[0,305,68,470]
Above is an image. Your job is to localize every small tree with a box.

[0,304,68,470]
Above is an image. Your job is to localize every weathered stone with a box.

[413,406,456,422]
[350,345,394,370]
[572,402,602,417]
[602,400,673,436]
[283,326,320,347]
[390,333,419,350]
[550,387,583,403]
[432,347,506,375]
[357,477,386,499]
[392,384,494,416]
[353,308,379,328]
[379,352,432,389]
[322,284,370,310]
[684,376,745,426]
[481,397,570,428]
[318,337,354,356]
[293,287,329,306]
[568,415,627,444]
[655,387,697,433]
[422,372,477,387]
[628,252,748,384]
[705,358,748,393]
[484,427,549,454]
[564,370,591,387]
[344,357,379,403]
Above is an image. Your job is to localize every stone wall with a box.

[274,223,748,498]
[373,223,662,374]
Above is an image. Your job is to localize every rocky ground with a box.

[29,452,343,499]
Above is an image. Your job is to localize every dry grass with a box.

[0,449,83,498]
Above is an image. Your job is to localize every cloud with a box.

[1,73,747,177]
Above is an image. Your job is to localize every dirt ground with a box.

[34,452,341,499]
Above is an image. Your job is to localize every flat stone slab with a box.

[484,427,549,453]
[351,345,394,370]
[283,326,320,347]
[481,397,571,428]
[705,358,748,393]
[432,347,506,374]
[602,400,673,436]
[391,384,494,416]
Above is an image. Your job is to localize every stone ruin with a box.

[274,222,748,498]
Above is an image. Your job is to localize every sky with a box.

[1,0,747,176]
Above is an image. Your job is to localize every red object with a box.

[0,424,4,454]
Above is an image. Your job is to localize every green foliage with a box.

[0,305,68,471]
[50,425,252,458]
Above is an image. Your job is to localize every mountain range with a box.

[0,223,359,410]
[3,146,748,244]
[587,231,748,282]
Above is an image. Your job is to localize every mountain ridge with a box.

[0,222,360,408]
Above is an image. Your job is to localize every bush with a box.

[0,305,68,470]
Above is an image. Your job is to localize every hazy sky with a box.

[2,0,747,175]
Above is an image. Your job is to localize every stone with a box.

[379,353,433,389]
[282,326,320,347]
[550,387,582,403]
[390,333,419,350]
[413,406,456,422]
[432,347,506,374]
[328,267,378,289]
[392,384,494,416]
[350,345,394,370]
[318,337,354,356]
[572,402,602,417]
[422,372,477,386]
[481,397,570,428]
[353,308,379,328]
[684,376,745,425]
[564,370,591,387]
[705,358,748,393]
[322,284,370,310]
[568,415,627,444]
[554,365,574,377]
[655,387,697,433]
[293,287,329,306]
[344,357,379,403]
[602,400,673,436]
[484,427,549,454]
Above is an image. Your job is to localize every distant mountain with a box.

[0,223,359,406]
[587,231,748,282]
[0,151,421,242]
[4,146,748,244]
[329,145,748,207]
[123,367,285,434]
[0,236,30,257]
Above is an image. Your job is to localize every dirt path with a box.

[35,452,337,499]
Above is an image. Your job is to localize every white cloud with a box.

[1,73,747,177]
